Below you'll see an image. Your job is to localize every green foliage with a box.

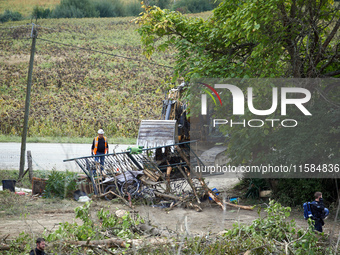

[125,0,144,16]
[43,170,78,199]
[274,179,339,206]
[223,200,332,254]
[45,201,142,251]
[51,0,100,18]
[31,6,51,19]
[138,200,336,254]
[147,0,172,9]
[0,10,22,23]
[172,0,221,14]
[97,207,143,238]
[94,0,125,17]
[137,1,340,205]
[7,232,33,254]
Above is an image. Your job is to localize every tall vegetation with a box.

[0,10,22,22]
[172,0,221,13]
[0,0,219,21]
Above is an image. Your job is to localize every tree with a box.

[137,1,340,204]
[138,0,340,79]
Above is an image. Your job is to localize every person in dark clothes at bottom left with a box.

[29,237,46,255]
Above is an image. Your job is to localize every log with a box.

[186,202,202,212]
[154,191,184,201]
[66,237,172,249]
[166,200,182,211]
[67,238,127,248]
[27,150,33,182]
[225,202,253,210]
[144,169,160,182]
[0,245,10,251]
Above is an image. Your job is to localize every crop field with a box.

[0,16,177,139]
[0,0,142,17]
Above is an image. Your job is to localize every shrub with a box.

[51,5,85,18]
[94,0,125,17]
[146,0,171,9]
[125,0,144,17]
[31,6,51,19]
[51,0,99,18]
[224,200,332,254]
[43,170,78,199]
[273,179,337,206]
[0,10,23,23]
[171,0,221,14]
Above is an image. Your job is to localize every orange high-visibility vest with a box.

[93,136,107,154]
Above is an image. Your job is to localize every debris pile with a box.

[64,142,253,211]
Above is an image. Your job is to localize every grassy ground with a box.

[0,134,136,144]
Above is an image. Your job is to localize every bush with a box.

[171,0,221,14]
[0,10,22,23]
[31,6,51,19]
[125,0,144,17]
[51,0,99,18]
[223,200,333,254]
[272,179,338,206]
[146,0,171,9]
[94,0,125,17]
[43,170,78,199]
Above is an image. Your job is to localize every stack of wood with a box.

[143,168,160,182]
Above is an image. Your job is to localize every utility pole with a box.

[19,24,37,179]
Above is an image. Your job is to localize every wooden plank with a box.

[27,150,33,181]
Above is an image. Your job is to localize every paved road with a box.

[0,143,133,172]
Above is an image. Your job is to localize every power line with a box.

[38,37,174,69]
[39,24,176,59]
[0,23,175,69]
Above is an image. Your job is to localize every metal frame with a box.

[63,141,204,195]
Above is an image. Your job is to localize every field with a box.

[0,16,176,140]
[0,0,143,17]
[0,0,60,16]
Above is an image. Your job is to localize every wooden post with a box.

[19,24,37,179]
[27,150,33,181]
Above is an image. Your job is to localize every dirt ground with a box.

[1,176,339,241]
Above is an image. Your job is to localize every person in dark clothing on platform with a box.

[310,191,325,232]
[29,237,46,255]
[91,129,109,175]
